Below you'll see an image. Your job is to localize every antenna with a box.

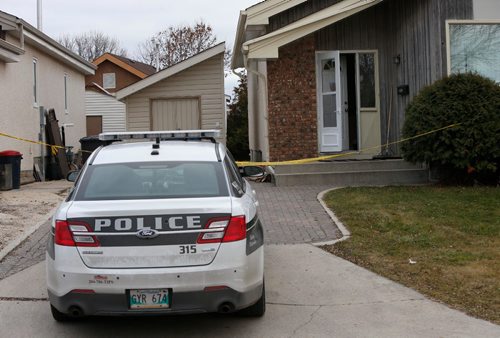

[37,0,43,31]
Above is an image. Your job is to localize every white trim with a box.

[246,0,308,25]
[244,0,383,60]
[116,43,225,100]
[231,12,248,69]
[23,30,95,75]
[445,19,500,76]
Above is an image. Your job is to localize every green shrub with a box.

[402,73,500,185]
[226,75,249,161]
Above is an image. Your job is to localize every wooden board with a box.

[45,109,69,178]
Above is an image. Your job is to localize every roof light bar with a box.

[99,130,221,142]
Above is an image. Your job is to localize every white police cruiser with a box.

[46,130,265,320]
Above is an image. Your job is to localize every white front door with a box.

[317,52,343,152]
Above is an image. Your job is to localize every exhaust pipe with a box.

[68,305,84,318]
[218,302,235,314]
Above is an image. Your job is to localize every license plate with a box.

[129,289,170,309]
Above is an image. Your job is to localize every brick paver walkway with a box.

[251,183,340,244]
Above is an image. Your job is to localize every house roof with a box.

[116,43,225,100]
[246,0,308,26]
[232,0,383,68]
[0,10,96,74]
[93,53,156,79]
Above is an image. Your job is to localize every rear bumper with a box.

[49,284,263,316]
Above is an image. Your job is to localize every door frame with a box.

[316,50,380,153]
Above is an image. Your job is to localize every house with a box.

[85,53,156,135]
[232,0,500,162]
[116,43,227,143]
[0,10,95,182]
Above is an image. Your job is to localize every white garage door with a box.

[151,98,200,131]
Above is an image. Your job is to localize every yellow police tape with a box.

[1,123,461,166]
[235,123,462,167]
[0,132,62,156]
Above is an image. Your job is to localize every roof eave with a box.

[231,11,248,70]
[243,0,384,61]
[116,43,226,101]
[93,53,148,79]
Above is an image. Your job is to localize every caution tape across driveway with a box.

[1,123,461,166]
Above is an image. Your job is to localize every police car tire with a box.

[50,305,72,322]
[239,282,266,317]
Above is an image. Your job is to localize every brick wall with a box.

[85,60,142,93]
[267,34,318,162]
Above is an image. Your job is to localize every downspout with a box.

[243,49,270,162]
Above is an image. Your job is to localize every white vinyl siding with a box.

[85,90,126,132]
[126,53,225,142]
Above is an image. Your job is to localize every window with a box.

[33,59,38,106]
[75,162,229,201]
[224,151,246,197]
[448,21,500,83]
[103,73,116,89]
[358,53,376,109]
[64,74,69,112]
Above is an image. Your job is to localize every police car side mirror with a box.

[66,170,80,182]
[242,166,265,177]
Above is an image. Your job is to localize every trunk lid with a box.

[66,197,232,269]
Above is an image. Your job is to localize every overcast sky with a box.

[1,0,258,94]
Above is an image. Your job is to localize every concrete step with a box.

[274,159,424,174]
[273,168,429,187]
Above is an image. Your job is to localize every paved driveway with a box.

[0,244,499,337]
[1,182,498,337]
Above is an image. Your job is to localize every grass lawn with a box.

[322,186,500,324]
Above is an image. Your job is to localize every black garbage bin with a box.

[0,150,23,189]
[79,136,113,164]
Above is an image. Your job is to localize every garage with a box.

[151,98,200,130]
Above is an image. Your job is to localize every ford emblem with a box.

[136,229,159,239]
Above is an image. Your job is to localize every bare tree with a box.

[137,21,230,71]
[58,31,127,62]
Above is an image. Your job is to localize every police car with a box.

[46,130,265,320]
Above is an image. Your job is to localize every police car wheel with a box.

[50,305,71,322]
[239,282,266,317]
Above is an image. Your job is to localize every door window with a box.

[321,59,337,128]
[358,53,376,109]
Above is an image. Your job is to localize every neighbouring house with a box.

[85,53,156,135]
[232,0,500,162]
[0,10,96,182]
[116,43,227,143]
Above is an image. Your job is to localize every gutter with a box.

[230,11,248,70]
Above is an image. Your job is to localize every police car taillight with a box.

[197,216,246,244]
[223,216,246,242]
[55,220,100,247]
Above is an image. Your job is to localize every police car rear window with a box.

[74,162,229,200]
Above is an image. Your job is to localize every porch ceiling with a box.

[243,0,384,60]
